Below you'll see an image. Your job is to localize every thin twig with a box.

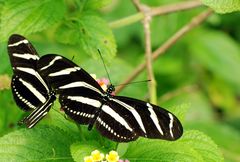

[109,0,204,29]
[115,9,213,94]
[132,0,142,11]
[132,0,157,104]
[150,1,203,17]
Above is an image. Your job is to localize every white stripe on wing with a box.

[8,39,29,47]
[13,53,39,60]
[110,98,146,134]
[67,96,101,108]
[19,78,47,103]
[146,103,164,135]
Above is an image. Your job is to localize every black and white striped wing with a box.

[37,54,104,93]
[37,54,104,124]
[95,96,183,142]
[8,34,54,128]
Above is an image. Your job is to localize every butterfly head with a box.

[106,84,115,95]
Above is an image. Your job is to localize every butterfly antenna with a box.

[97,49,112,84]
[115,79,151,87]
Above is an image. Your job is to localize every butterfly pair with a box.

[7,34,183,142]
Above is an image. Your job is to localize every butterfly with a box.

[8,34,183,142]
[37,54,183,142]
[7,34,56,128]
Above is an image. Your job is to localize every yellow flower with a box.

[106,150,119,162]
[84,156,94,162]
[91,150,104,161]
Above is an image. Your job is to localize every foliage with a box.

[0,125,75,161]
[201,0,240,13]
[0,0,240,162]
[122,130,223,162]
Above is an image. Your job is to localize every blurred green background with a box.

[0,0,240,161]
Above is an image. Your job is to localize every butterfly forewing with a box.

[8,34,39,70]
[37,54,106,125]
[8,34,55,128]
[37,54,104,94]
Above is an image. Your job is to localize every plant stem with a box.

[132,0,157,104]
[109,12,144,29]
[109,1,203,29]
[115,9,213,94]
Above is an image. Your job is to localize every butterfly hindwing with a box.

[94,96,182,142]
[109,96,183,141]
[95,102,139,142]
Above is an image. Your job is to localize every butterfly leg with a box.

[88,104,104,131]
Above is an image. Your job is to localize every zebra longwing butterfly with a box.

[8,34,56,128]
[37,54,183,142]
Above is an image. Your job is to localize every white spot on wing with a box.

[146,103,164,135]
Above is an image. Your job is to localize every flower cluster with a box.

[84,150,129,162]
[91,74,115,95]
[91,74,109,91]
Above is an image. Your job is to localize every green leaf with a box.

[186,122,240,162]
[201,0,240,13]
[71,141,106,162]
[179,130,224,162]
[39,102,80,138]
[0,0,66,42]
[0,90,23,136]
[0,125,74,161]
[84,0,112,10]
[123,130,223,162]
[56,13,116,63]
[187,29,240,90]
[167,103,190,123]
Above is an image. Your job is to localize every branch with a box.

[150,1,203,17]
[109,0,204,29]
[132,0,157,104]
[115,9,213,94]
